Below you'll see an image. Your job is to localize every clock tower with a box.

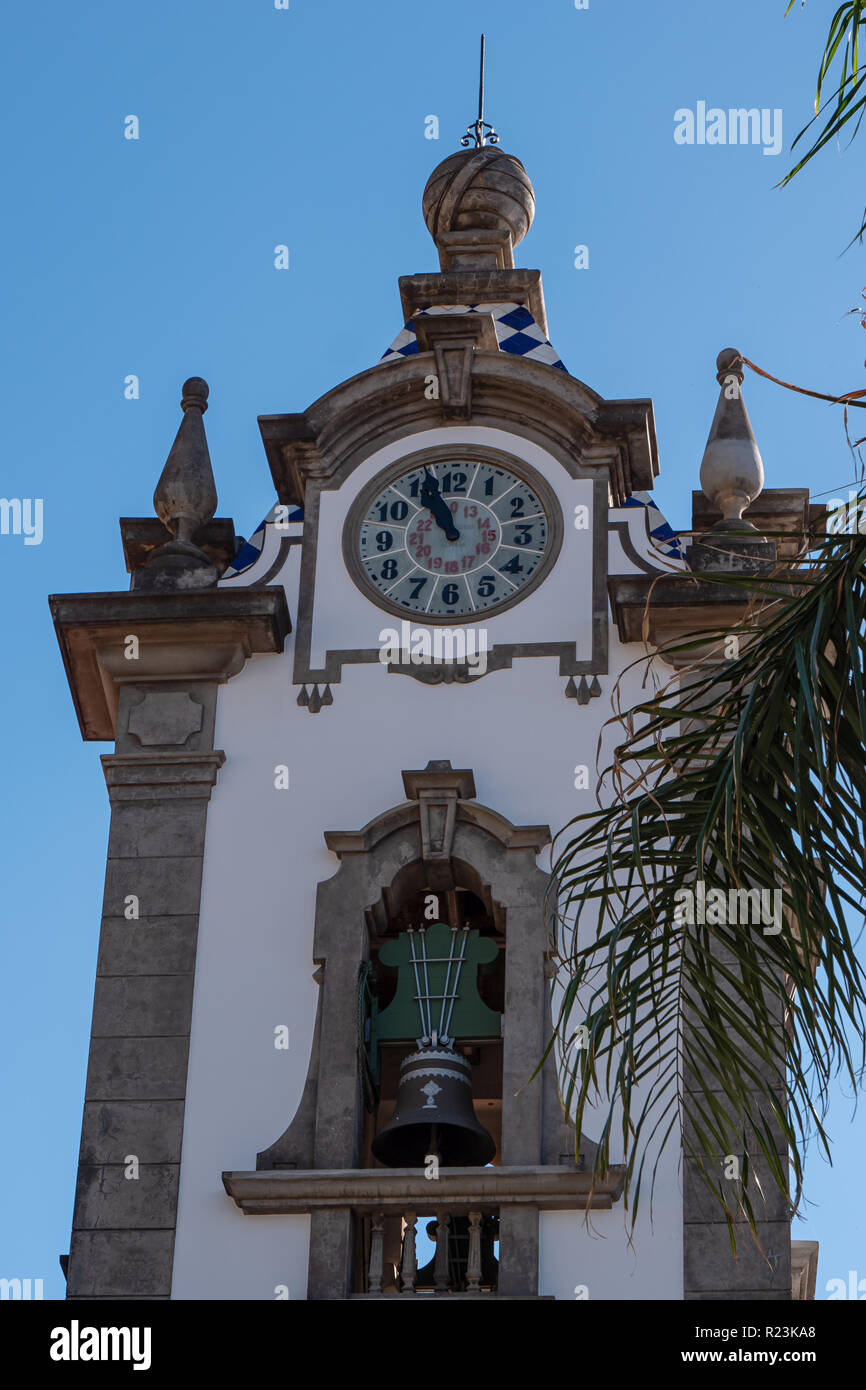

[52,126,813,1300]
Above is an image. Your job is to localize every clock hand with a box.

[420,470,460,541]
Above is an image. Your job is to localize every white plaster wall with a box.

[171,425,684,1299]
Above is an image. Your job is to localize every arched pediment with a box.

[320,762,550,939]
[259,349,658,510]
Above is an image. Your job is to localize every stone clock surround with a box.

[258,325,658,694]
[293,471,610,694]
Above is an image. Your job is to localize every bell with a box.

[372,1044,496,1168]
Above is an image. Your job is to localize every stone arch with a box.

[257,762,577,1173]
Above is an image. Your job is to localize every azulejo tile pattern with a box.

[223,315,683,577]
[222,504,303,579]
[621,493,687,561]
[379,301,567,372]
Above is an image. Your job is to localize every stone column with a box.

[68,734,223,1299]
[52,587,290,1299]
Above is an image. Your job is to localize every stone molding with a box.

[791,1241,819,1301]
[292,460,608,691]
[258,352,658,511]
[690,489,821,563]
[49,587,290,740]
[399,270,550,336]
[222,1164,625,1214]
[607,572,765,656]
[101,752,225,800]
[120,517,239,576]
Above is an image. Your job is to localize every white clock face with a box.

[345,451,561,623]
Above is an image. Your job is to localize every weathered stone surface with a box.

[97,917,199,977]
[73,1164,179,1229]
[91,975,194,1038]
[683,1153,790,1225]
[102,857,204,919]
[80,1101,185,1164]
[422,148,535,268]
[307,1209,353,1300]
[682,1083,788,1153]
[498,1206,539,1297]
[66,1230,175,1299]
[106,800,208,860]
[682,1033,786,1091]
[684,1222,791,1294]
[85,1037,190,1101]
[126,690,204,747]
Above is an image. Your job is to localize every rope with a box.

[742,355,866,409]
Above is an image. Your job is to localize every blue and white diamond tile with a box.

[379,301,568,373]
[621,493,686,561]
[222,502,304,579]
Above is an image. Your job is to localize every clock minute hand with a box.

[420,470,460,541]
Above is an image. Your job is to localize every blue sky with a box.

[1,0,864,1300]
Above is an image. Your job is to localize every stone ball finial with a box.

[715,347,744,385]
[422,147,535,269]
[180,376,209,413]
[699,347,764,532]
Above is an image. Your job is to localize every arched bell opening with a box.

[360,862,506,1172]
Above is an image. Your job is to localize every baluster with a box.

[434,1210,451,1292]
[400,1211,417,1293]
[466,1210,482,1292]
[368,1212,385,1295]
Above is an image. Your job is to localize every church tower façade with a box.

[51,118,816,1301]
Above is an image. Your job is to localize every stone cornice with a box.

[690,488,821,562]
[49,587,291,741]
[101,751,226,800]
[259,353,659,509]
[607,572,766,652]
[119,517,239,576]
[222,1164,625,1214]
[608,486,812,662]
[398,269,550,335]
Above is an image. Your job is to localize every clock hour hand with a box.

[420,470,460,541]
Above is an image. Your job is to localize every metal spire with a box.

[461,34,499,148]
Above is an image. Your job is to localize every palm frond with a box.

[781,3,866,246]
[549,513,866,1243]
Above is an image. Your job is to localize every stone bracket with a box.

[413,313,498,421]
[402,760,476,890]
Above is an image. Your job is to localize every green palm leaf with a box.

[781,2,866,246]
[549,512,866,1246]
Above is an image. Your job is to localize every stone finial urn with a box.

[699,348,764,532]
